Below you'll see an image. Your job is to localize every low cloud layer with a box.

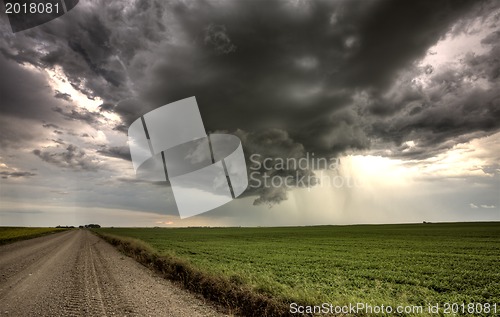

[33,144,101,171]
[0,171,36,179]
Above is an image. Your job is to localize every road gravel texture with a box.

[0,229,227,317]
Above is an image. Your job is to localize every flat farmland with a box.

[0,227,68,245]
[97,223,500,315]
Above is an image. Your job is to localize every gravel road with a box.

[0,229,227,317]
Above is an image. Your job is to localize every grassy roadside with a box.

[0,227,69,245]
[93,231,299,317]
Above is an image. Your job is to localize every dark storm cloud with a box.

[112,124,128,133]
[42,123,61,129]
[5,0,489,154]
[234,128,318,205]
[51,138,66,145]
[33,144,100,171]
[0,53,65,121]
[97,145,131,161]
[52,106,105,127]
[128,0,486,158]
[0,50,75,149]
[2,0,499,205]
[116,177,165,186]
[366,38,500,159]
[0,171,36,179]
[98,103,115,112]
[341,0,475,89]
[204,24,237,55]
[67,40,124,88]
[54,90,72,101]
[112,99,147,127]
[0,7,129,102]
[0,118,37,149]
[137,0,363,146]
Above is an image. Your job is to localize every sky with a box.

[0,0,499,227]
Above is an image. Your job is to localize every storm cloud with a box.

[1,0,499,210]
[33,144,101,171]
[0,171,36,179]
[4,0,498,154]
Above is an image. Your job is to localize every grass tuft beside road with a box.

[95,223,500,316]
[0,227,68,245]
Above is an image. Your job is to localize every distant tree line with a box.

[79,224,101,228]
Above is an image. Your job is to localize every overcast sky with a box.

[0,0,499,227]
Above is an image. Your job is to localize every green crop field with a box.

[0,227,68,245]
[97,223,500,316]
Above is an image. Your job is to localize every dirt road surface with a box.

[0,229,226,317]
